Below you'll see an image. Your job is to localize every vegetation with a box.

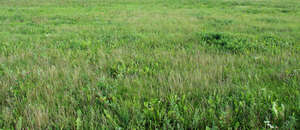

[0,0,299,129]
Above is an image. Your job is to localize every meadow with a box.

[0,0,299,129]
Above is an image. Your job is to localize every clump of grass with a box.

[196,32,294,53]
[198,32,258,53]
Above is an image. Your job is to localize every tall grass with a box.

[0,0,299,129]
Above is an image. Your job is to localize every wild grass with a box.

[0,0,299,129]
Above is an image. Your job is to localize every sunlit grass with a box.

[0,0,299,129]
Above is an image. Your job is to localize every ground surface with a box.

[0,0,299,129]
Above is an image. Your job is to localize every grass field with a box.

[0,0,300,129]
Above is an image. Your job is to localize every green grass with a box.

[0,0,299,129]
